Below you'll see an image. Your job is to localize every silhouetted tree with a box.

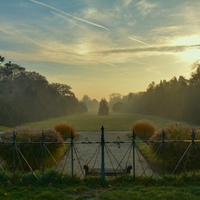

[0,60,81,126]
[98,98,109,116]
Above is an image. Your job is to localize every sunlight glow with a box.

[174,35,200,62]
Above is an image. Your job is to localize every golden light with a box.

[174,35,200,62]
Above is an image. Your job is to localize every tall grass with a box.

[0,127,64,171]
[150,123,200,173]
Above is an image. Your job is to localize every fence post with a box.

[12,131,16,176]
[191,130,195,177]
[70,132,74,178]
[161,129,166,178]
[101,126,105,182]
[41,131,45,177]
[132,130,136,180]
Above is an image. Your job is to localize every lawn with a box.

[1,176,200,200]
[24,111,179,131]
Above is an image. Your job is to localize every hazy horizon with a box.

[1,0,200,101]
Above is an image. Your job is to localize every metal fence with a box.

[0,127,200,182]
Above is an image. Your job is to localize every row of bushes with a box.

[0,123,76,171]
[132,120,200,173]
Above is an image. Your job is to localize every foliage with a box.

[109,93,122,109]
[54,123,76,140]
[150,123,200,173]
[81,94,99,111]
[98,98,109,116]
[0,127,64,171]
[108,61,200,126]
[133,120,156,139]
[112,102,127,113]
[0,57,85,126]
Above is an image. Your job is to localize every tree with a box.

[112,102,127,113]
[0,60,80,126]
[109,93,122,109]
[82,94,91,103]
[0,55,4,65]
[98,98,109,116]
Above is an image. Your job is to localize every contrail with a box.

[96,60,118,67]
[52,11,85,29]
[128,37,151,46]
[30,0,109,31]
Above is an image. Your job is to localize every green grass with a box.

[1,176,200,199]
[24,111,180,131]
[0,126,10,132]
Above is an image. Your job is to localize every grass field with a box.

[23,111,184,131]
[1,176,200,200]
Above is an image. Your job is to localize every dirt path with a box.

[57,131,156,177]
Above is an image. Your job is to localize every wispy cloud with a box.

[123,0,133,7]
[30,0,109,31]
[92,44,200,55]
[136,0,158,16]
[0,25,80,57]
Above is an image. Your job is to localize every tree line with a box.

[0,58,87,126]
[110,61,200,125]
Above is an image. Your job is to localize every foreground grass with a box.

[1,176,200,200]
[25,111,178,131]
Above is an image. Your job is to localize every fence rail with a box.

[0,127,200,182]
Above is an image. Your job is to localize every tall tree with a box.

[98,98,109,116]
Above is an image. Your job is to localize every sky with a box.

[0,0,200,101]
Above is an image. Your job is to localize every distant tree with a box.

[82,94,91,103]
[90,98,99,110]
[109,93,122,109]
[112,102,127,113]
[77,102,88,113]
[81,94,99,111]
[98,98,109,116]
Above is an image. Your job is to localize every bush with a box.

[54,123,76,140]
[150,123,200,173]
[133,120,156,139]
[0,127,64,171]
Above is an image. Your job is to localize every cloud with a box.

[30,0,109,31]
[123,0,133,7]
[136,0,158,16]
[92,44,200,55]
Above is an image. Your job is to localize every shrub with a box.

[150,123,200,173]
[133,120,156,139]
[0,127,64,171]
[54,123,76,140]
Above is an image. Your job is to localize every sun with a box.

[174,35,200,62]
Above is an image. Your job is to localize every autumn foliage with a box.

[133,120,156,139]
[54,123,76,140]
